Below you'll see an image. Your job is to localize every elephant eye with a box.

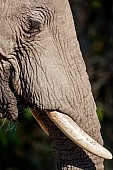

[28,18,42,33]
[22,17,43,38]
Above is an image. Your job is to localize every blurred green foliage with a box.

[0,0,113,169]
[90,0,102,9]
[0,109,56,170]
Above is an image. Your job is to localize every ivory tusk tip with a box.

[106,152,112,159]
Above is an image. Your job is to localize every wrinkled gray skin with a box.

[0,0,104,169]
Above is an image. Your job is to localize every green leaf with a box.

[97,104,104,122]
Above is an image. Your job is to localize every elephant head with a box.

[0,0,112,169]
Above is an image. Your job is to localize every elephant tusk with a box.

[46,111,112,160]
[31,109,49,135]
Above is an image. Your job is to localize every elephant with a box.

[0,0,112,169]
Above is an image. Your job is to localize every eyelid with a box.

[30,11,46,25]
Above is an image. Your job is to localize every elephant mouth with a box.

[16,99,28,122]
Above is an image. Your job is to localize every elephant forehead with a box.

[0,0,65,18]
[0,1,54,30]
[0,1,29,21]
[0,0,53,12]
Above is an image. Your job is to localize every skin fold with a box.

[0,0,105,169]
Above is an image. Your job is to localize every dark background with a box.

[0,0,113,169]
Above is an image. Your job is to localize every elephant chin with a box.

[32,109,112,160]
